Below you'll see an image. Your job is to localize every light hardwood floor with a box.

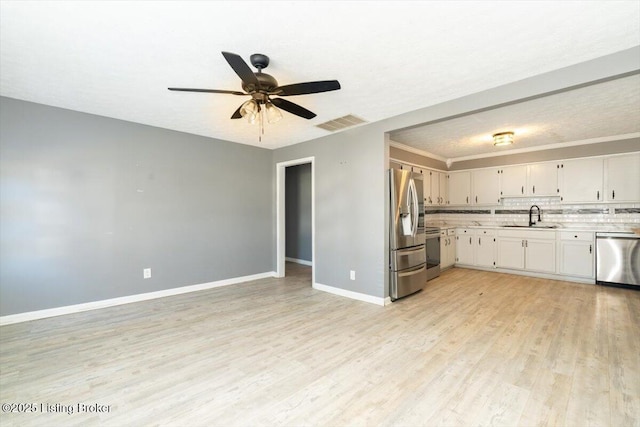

[1,264,639,426]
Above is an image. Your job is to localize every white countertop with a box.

[428,222,639,233]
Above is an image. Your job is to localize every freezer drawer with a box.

[391,246,426,271]
[596,233,640,287]
[390,263,427,300]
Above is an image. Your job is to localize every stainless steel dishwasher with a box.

[596,232,640,288]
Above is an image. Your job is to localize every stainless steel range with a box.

[425,227,441,281]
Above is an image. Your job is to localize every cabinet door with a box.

[560,158,603,203]
[473,168,500,205]
[559,240,594,278]
[497,237,525,269]
[439,172,449,205]
[440,231,449,268]
[449,171,471,205]
[606,153,640,202]
[525,239,556,273]
[446,236,456,268]
[423,169,432,205]
[456,233,475,265]
[528,162,558,196]
[430,171,440,205]
[476,235,495,268]
[500,165,527,197]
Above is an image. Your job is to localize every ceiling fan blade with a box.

[231,104,243,119]
[271,98,316,119]
[274,80,341,96]
[168,88,246,95]
[221,51,259,88]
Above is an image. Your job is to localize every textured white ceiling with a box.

[390,74,640,159]
[1,1,639,151]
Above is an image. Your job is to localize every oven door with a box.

[425,232,441,280]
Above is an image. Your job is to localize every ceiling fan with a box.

[168,51,341,125]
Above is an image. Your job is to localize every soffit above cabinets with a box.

[389,74,640,161]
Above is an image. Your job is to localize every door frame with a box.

[276,156,315,283]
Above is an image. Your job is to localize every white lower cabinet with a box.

[455,228,474,265]
[475,230,496,268]
[496,237,525,270]
[496,229,556,273]
[440,229,456,269]
[558,232,595,278]
[455,228,495,267]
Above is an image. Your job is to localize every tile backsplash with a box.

[426,197,640,229]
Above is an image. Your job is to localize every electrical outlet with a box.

[143,268,151,279]
[350,270,356,280]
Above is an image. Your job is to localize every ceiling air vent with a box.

[316,114,367,132]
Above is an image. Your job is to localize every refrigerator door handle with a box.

[409,178,419,236]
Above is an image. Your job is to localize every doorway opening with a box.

[276,157,314,285]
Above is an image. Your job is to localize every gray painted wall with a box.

[0,97,273,316]
[285,163,312,262]
[273,124,387,299]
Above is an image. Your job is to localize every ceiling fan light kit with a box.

[493,131,514,146]
[169,51,341,141]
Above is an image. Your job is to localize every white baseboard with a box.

[0,271,277,326]
[285,257,313,267]
[313,282,386,306]
[384,297,392,306]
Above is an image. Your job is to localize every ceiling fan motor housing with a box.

[243,72,279,96]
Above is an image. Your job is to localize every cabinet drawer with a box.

[559,231,594,241]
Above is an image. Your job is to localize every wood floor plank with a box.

[1,264,639,426]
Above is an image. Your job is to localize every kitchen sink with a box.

[501,225,558,229]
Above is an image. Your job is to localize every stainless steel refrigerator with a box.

[389,168,427,300]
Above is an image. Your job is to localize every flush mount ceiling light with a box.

[493,131,514,146]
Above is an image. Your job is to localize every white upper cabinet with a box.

[499,162,558,198]
[449,171,471,205]
[559,157,604,203]
[528,162,558,196]
[428,171,449,205]
[472,168,501,205]
[439,172,449,205]
[422,168,432,205]
[499,165,528,197]
[605,153,640,202]
[429,170,440,205]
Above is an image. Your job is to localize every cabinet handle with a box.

[521,186,524,194]
[478,237,481,246]
[612,190,615,200]
[466,196,469,204]
[526,240,528,248]
[469,237,472,245]
[522,240,524,247]
[533,185,536,194]
[597,190,599,200]
[475,196,478,203]
[589,244,592,254]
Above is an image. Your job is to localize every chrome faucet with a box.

[529,205,541,226]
